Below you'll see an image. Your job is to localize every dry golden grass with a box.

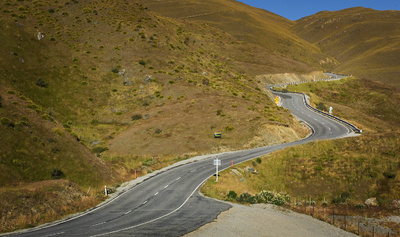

[294,7,400,87]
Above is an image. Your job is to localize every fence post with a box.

[312,202,315,216]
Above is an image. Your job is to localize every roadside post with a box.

[214,158,221,182]
[105,185,107,196]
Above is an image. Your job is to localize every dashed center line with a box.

[154,192,159,196]
[143,200,148,205]
[92,222,105,227]
[125,210,132,215]
[44,232,65,237]
[164,185,169,189]
[176,177,181,181]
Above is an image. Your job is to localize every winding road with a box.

[7,91,354,236]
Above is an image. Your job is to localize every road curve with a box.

[6,92,353,237]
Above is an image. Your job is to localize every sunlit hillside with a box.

[140,0,337,74]
[294,7,400,87]
[1,0,399,233]
[0,0,310,231]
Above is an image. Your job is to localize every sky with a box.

[237,0,400,21]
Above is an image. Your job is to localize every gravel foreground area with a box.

[185,202,356,237]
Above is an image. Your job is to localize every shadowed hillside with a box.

[294,7,400,87]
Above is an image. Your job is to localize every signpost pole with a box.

[216,159,219,182]
[214,158,221,182]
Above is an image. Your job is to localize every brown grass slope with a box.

[202,78,400,235]
[294,7,400,87]
[0,0,311,232]
[140,0,336,74]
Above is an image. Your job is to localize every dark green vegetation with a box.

[0,0,399,233]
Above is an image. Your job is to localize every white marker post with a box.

[214,158,221,182]
[329,106,333,115]
[105,185,107,196]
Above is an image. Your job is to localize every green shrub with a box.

[90,119,99,125]
[131,114,142,120]
[17,120,30,127]
[139,59,146,66]
[237,192,256,204]
[51,169,65,179]
[36,78,48,88]
[1,117,14,128]
[383,169,396,179]
[224,125,234,131]
[227,190,237,200]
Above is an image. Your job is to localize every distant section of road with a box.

[6,84,356,237]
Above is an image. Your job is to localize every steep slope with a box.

[140,0,335,74]
[294,7,400,87]
[0,0,313,231]
[0,0,310,166]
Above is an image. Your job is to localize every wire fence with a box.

[285,200,399,236]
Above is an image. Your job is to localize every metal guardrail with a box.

[269,88,362,134]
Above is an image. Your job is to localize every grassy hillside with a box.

[1,0,398,233]
[294,7,400,87]
[202,77,400,214]
[0,0,313,232]
[0,86,118,232]
[140,0,336,74]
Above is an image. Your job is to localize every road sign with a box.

[213,159,221,166]
[214,158,221,181]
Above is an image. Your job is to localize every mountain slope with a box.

[0,0,312,231]
[140,0,336,74]
[294,7,400,87]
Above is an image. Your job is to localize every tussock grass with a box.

[294,7,400,87]
[202,77,400,234]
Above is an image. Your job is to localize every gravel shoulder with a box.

[185,201,357,237]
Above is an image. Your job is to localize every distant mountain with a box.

[140,0,335,74]
[294,7,400,87]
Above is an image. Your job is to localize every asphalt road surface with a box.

[7,91,352,237]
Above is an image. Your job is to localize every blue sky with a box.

[237,0,400,20]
